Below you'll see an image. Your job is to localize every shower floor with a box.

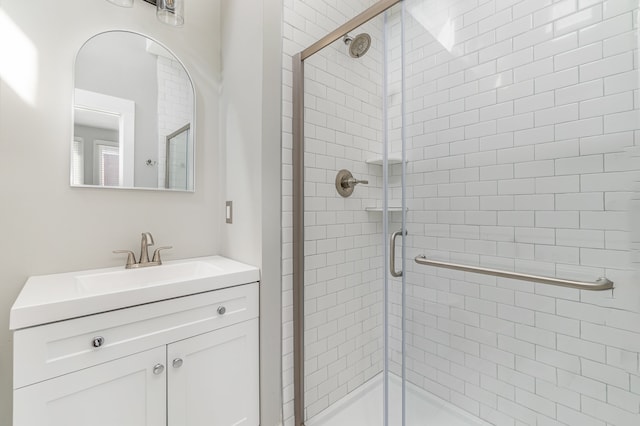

[306,374,490,426]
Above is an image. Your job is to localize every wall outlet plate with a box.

[226,201,233,224]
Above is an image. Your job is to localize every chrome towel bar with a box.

[414,256,614,291]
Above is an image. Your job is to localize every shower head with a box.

[343,33,371,58]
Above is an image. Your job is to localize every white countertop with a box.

[10,256,260,330]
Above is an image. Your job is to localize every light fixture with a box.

[106,0,184,26]
[156,0,184,26]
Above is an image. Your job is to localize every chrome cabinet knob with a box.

[153,363,165,375]
[173,358,183,368]
[92,336,105,348]
[217,306,226,315]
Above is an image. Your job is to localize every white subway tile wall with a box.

[302,14,388,417]
[283,0,640,425]
[399,0,640,425]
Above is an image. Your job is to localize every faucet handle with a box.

[113,250,137,268]
[151,246,173,264]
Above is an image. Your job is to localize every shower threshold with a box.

[306,373,491,426]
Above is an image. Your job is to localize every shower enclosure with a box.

[292,0,640,425]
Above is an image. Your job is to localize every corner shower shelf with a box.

[365,155,403,165]
[365,206,405,212]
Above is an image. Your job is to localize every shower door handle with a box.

[390,230,406,278]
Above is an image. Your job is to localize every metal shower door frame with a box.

[291,1,403,425]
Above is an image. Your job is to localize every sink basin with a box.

[76,261,223,295]
[10,256,259,330]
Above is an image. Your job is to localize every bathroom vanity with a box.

[10,256,259,426]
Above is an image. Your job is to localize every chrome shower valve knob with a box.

[335,169,368,197]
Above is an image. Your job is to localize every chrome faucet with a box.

[114,232,172,269]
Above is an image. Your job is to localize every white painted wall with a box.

[219,0,263,265]
[218,0,283,425]
[261,0,285,424]
[0,0,220,424]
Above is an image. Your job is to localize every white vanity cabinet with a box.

[11,256,260,426]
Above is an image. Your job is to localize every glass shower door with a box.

[401,0,640,425]
[299,3,406,426]
[300,9,390,426]
[383,3,406,426]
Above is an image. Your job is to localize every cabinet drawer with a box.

[14,282,258,389]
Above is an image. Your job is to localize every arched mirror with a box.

[71,30,195,191]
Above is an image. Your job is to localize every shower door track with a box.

[292,1,402,425]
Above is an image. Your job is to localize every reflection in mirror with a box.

[72,31,195,191]
[166,124,191,190]
[73,89,135,187]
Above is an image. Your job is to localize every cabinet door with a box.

[14,346,166,426]
[168,318,259,426]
